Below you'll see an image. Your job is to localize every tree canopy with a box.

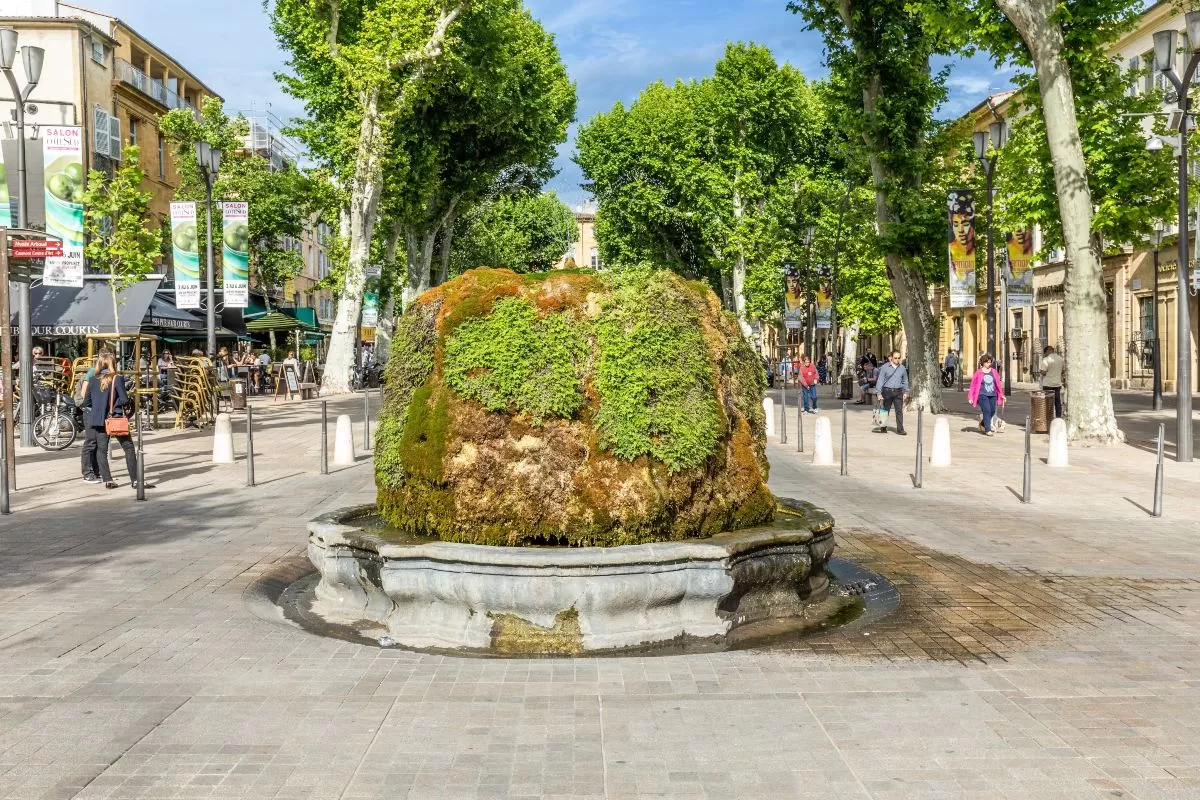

[450,192,578,275]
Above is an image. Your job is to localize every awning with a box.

[246,310,319,333]
[13,277,162,337]
[145,294,205,332]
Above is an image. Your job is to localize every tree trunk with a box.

[435,208,456,286]
[402,197,458,308]
[720,272,735,311]
[375,220,403,364]
[322,88,384,395]
[840,322,859,378]
[994,0,1120,443]
[730,186,752,337]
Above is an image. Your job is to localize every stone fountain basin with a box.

[306,498,836,654]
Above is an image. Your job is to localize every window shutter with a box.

[92,106,109,157]
[108,115,121,160]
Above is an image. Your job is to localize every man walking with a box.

[1039,345,1064,418]
[943,349,957,386]
[875,350,909,435]
[799,356,819,414]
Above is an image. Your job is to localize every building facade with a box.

[556,204,598,269]
[0,0,219,230]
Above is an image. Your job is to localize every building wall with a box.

[555,210,598,269]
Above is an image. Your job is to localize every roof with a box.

[0,14,118,46]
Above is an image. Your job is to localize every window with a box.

[1127,56,1141,96]
[1038,309,1048,342]
[128,117,138,146]
[1012,310,1023,333]
[90,40,107,65]
[589,247,599,269]
[1140,295,1155,334]
[157,133,165,178]
[1143,53,1155,96]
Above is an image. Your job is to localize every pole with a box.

[0,229,13,497]
[1153,422,1165,518]
[246,406,255,487]
[135,406,145,501]
[1001,269,1012,397]
[796,398,804,453]
[913,406,923,489]
[5,68,33,449]
[1153,245,1163,412]
[1175,102,1193,462]
[779,368,788,445]
[320,400,328,475]
[1022,415,1032,504]
[204,172,217,357]
[986,163,997,359]
[363,388,370,451]
[958,309,965,392]
[839,402,848,476]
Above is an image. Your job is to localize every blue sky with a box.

[92,0,1014,207]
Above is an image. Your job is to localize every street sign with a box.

[9,238,63,259]
[364,263,383,279]
[1192,268,1200,292]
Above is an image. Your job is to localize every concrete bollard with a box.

[1047,418,1069,467]
[812,416,834,466]
[334,414,356,466]
[930,416,952,467]
[212,413,235,464]
[763,398,776,438]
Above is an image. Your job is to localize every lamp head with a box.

[195,139,210,170]
[973,130,988,162]
[1187,11,1200,52]
[0,29,17,72]
[1146,135,1165,153]
[210,147,222,174]
[988,119,1006,151]
[1154,29,1178,74]
[22,45,43,85]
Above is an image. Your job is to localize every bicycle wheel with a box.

[33,412,77,451]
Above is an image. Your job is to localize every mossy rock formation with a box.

[375,267,773,546]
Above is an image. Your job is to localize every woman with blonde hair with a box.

[84,351,140,489]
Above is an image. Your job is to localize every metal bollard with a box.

[1022,415,1032,504]
[136,419,146,502]
[0,417,9,515]
[797,401,804,453]
[839,402,848,476]
[320,401,329,475]
[913,407,923,489]
[1153,423,1164,518]
[363,389,371,451]
[246,406,256,487]
[780,378,788,445]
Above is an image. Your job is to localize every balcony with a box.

[114,58,198,114]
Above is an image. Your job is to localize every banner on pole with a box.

[0,159,11,228]
[362,291,379,328]
[783,262,803,329]
[947,190,977,308]
[171,201,201,309]
[1005,229,1034,308]
[221,201,249,308]
[815,275,832,329]
[41,126,85,288]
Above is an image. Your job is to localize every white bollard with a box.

[212,413,235,464]
[763,398,776,438]
[334,414,357,466]
[930,416,952,467]
[1047,418,1069,468]
[812,416,834,466]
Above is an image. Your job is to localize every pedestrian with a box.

[968,353,1005,436]
[1039,345,1064,419]
[780,353,792,386]
[762,354,774,388]
[799,356,819,414]
[855,356,871,404]
[816,352,828,386]
[943,349,957,386]
[874,349,909,435]
[84,351,144,489]
[824,352,835,385]
[73,348,111,484]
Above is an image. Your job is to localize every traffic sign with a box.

[1192,268,1200,292]
[9,239,63,259]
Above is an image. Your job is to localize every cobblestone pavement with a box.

[1,387,1200,799]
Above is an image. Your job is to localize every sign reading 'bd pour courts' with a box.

[41,126,85,289]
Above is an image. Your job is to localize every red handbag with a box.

[103,376,130,437]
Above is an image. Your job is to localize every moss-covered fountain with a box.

[306,268,840,654]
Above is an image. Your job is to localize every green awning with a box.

[245,310,319,333]
[283,306,319,328]
[243,300,270,321]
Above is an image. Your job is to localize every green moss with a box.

[374,301,439,490]
[444,296,588,423]
[396,386,449,483]
[593,270,722,472]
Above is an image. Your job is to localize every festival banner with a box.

[362,291,379,328]
[947,190,977,308]
[815,277,832,329]
[0,157,11,228]
[221,201,249,307]
[1005,228,1034,308]
[41,126,85,288]
[171,201,201,309]
[782,262,804,329]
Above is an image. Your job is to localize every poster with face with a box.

[947,190,977,309]
[783,262,803,329]
[1005,228,1035,308]
[815,279,832,329]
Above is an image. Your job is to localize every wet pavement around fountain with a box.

[2,386,1200,799]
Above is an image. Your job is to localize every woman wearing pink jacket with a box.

[967,353,1005,436]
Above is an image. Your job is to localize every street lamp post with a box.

[973,119,1006,360]
[829,182,850,388]
[1154,21,1197,462]
[195,140,222,357]
[0,29,44,448]
[803,225,815,359]
[1151,224,1164,412]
